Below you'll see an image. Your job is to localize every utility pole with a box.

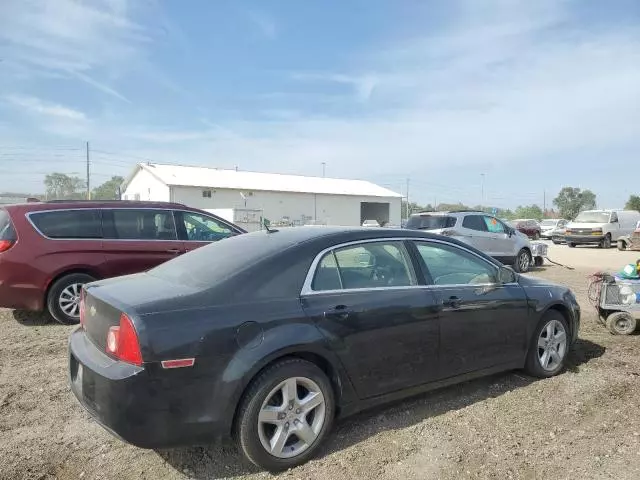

[543,190,546,217]
[321,162,326,178]
[86,141,91,199]
[405,178,410,218]
[480,173,485,206]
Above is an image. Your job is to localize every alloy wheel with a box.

[537,319,567,371]
[518,251,530,272]
[257,377,326,459]
[58,283,82,318]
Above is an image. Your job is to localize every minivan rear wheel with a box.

[47,273,95,325]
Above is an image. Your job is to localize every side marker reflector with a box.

[161,358,195,369]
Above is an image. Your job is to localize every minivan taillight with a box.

[0,240,13,252]
[106,313,143,366]
[79,290,86,328]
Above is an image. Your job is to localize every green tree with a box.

[92,176,125,200]
[44,173,85,200]
[553,187,597,220]
[625,195,640,212]
[402,201,434,218]
[514,204,544,220]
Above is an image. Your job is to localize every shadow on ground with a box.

[12,309,53,326]
[158,337,606,479]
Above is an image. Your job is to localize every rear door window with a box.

[30,209,102,239]
[104,209,177,240]
[405,215,455,230]
[461,215,488,232]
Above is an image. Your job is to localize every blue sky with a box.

[0,0,639,209]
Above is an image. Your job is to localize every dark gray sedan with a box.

[69,226,580,471]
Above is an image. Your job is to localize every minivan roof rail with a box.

[44,199,187,207]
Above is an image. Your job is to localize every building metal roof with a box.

[127,163,403,198]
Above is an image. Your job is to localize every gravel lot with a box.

[1,243,639,480]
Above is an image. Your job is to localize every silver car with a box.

[405,210,533,272]
[540,218,568,242]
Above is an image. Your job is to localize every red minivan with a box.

[0,201,246,324]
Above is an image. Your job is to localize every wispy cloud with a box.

[0,0,150,101]
[4,94,86,121]
[247,10,277,39]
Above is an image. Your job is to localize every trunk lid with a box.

[82,273,200,351]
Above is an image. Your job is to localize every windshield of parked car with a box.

[574,211,612,223]
[405,215,455,230]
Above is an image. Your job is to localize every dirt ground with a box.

[1,244,640,480]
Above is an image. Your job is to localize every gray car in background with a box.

[405,210,533,272]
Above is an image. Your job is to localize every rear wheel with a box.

[606,312,637,335]
[568,243,576,248]
[524,312,570,378]
[236,358,335,472]
[617,240,627,251]
[513,249,531,273]
[47,273,95,325]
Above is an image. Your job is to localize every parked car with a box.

[69,226,580,471]
[361,219,380,227]
[510,219,542,240]
[565,209,640,249]
[0,200,245,324]
[405,210,534,272]
[539,219,569,243]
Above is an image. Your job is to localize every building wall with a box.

[171,186,401,226]
[122,169,170,202]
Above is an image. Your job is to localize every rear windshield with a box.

[0,209,16,240]
[406,215,456,230]
[148,231,286,288]
[29,209,102,239]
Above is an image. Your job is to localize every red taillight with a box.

[79,289,86,328]
[106,313,142,366]
[0,240,14,253]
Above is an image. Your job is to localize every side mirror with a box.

[498,265,517,284]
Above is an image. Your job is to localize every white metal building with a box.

[122,163,402,228]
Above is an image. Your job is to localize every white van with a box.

[565,209,640,248]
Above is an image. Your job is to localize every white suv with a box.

[405,210,533,272]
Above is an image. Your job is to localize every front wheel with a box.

[568,243,576,248]
[532,232,540,240]
[46,273,95,325]
[524,312,570,378]
[513,249,531,273]
[534,256,544,267]
[600,235,611,249]
[236,358,335,472]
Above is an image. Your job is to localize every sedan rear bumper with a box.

[68,327,229,449]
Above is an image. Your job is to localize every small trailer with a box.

[589,273,640,335]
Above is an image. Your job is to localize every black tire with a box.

[568,243,576,248]
[605,312,637,335]
[552,239,560,245]
[46,273,95,325]
[533,232,540,240]
[617,240,627,251]
[236,358,335,472]
[534,256,544,267]
[513,249,531,273]
[524,311,570,378]
[600,234,611,249]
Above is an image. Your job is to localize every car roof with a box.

[2,200,190,213]
[235,225,478,251]
[410,210,486,216]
